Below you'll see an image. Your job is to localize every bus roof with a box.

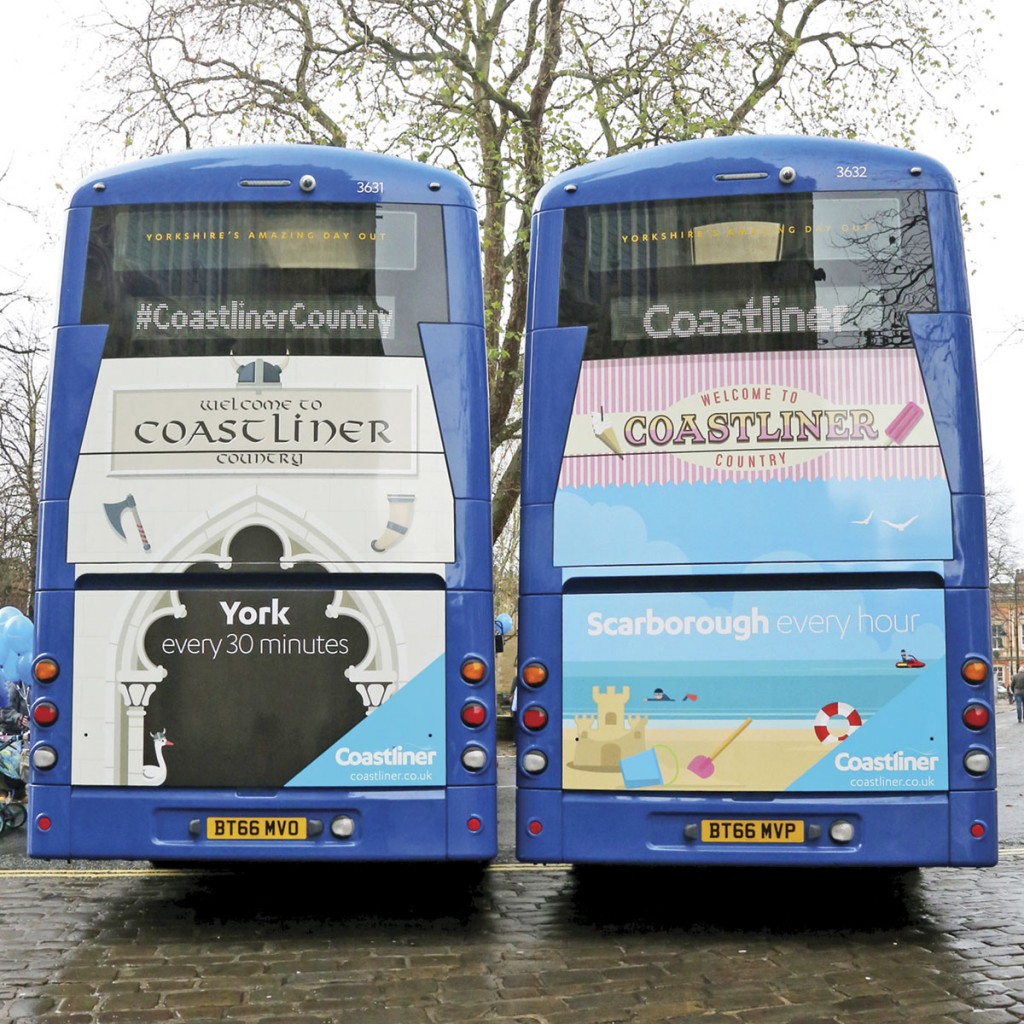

[70,144,476,209]
[534,135,957,211]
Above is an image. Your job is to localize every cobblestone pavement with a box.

[0,700,1021,1024]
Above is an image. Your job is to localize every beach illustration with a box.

[565,685,830,792]
[563,718,834,792]
[562,588,949,794]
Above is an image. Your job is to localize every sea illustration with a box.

[562,589,948,793]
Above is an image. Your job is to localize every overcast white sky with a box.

[3,0,1024,551]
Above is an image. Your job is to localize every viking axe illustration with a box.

[104,494,152,551]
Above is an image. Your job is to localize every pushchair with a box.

[0,733,27,833]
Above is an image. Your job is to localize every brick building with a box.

[990,576,1024,700]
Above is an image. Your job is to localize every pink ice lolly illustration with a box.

[884,400,924,445]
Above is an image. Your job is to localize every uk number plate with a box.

[700,819,804,843]
[206,817,307,840]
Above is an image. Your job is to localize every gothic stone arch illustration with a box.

[110,502,406,787]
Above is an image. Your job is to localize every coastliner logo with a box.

[643,295,849,339]
[110,380,415,474]
[334,745,438,767]
[622,407,879,448]
[835,751,940,772]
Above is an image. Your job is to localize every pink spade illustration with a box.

[687,717,752,779]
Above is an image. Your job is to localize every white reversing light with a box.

[461,747,488,771]
[829,820,855,843]
[31,746,58,770]
[330,815,355,838]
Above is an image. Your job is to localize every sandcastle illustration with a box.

[573,685,648,770]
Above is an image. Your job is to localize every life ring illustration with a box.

[814,701,862,744]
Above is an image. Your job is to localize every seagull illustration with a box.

[851,512,874,525]
[881,515,919,532]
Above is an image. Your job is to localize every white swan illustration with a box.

[141,730,173,786]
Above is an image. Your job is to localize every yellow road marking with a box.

[0,862,573,879]
[4,855,1024,878]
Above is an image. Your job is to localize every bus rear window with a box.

[82,202,449,358]
[559,191,937,359]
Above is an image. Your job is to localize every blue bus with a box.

[30,145,496,862]
[516,136,996,867]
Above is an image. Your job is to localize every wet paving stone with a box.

[0,703,1022,1022]
[0,859,1022,1023]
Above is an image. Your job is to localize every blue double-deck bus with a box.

[516,136,996,866]
[30,145,496,862]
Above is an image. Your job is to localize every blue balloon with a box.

[3,614,33,656]
[16,651,33,685]
[1,652,19,683]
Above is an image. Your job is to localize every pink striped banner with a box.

[573,349,927,414]
[558,445,946,488]
[564,349,943,486]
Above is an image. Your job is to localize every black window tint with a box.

[82,202,449,357]
[559,191,937,359]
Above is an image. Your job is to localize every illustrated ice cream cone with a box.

[371,494,415,552]
[592,410,624,458]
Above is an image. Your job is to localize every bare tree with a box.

[986,460,1021,587]
[93,0,988,541]
[1,166,36,325]
[1,171,46,615]
[0,319,46,616]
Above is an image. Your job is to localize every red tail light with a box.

[962,704,989,730]
[32,702,59,727]
[461,701,487,727]
[522,706,548,730]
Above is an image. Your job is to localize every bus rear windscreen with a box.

[81,202,448,358]
[559,191,937,358]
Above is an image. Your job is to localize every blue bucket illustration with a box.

[620,745,679,789]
